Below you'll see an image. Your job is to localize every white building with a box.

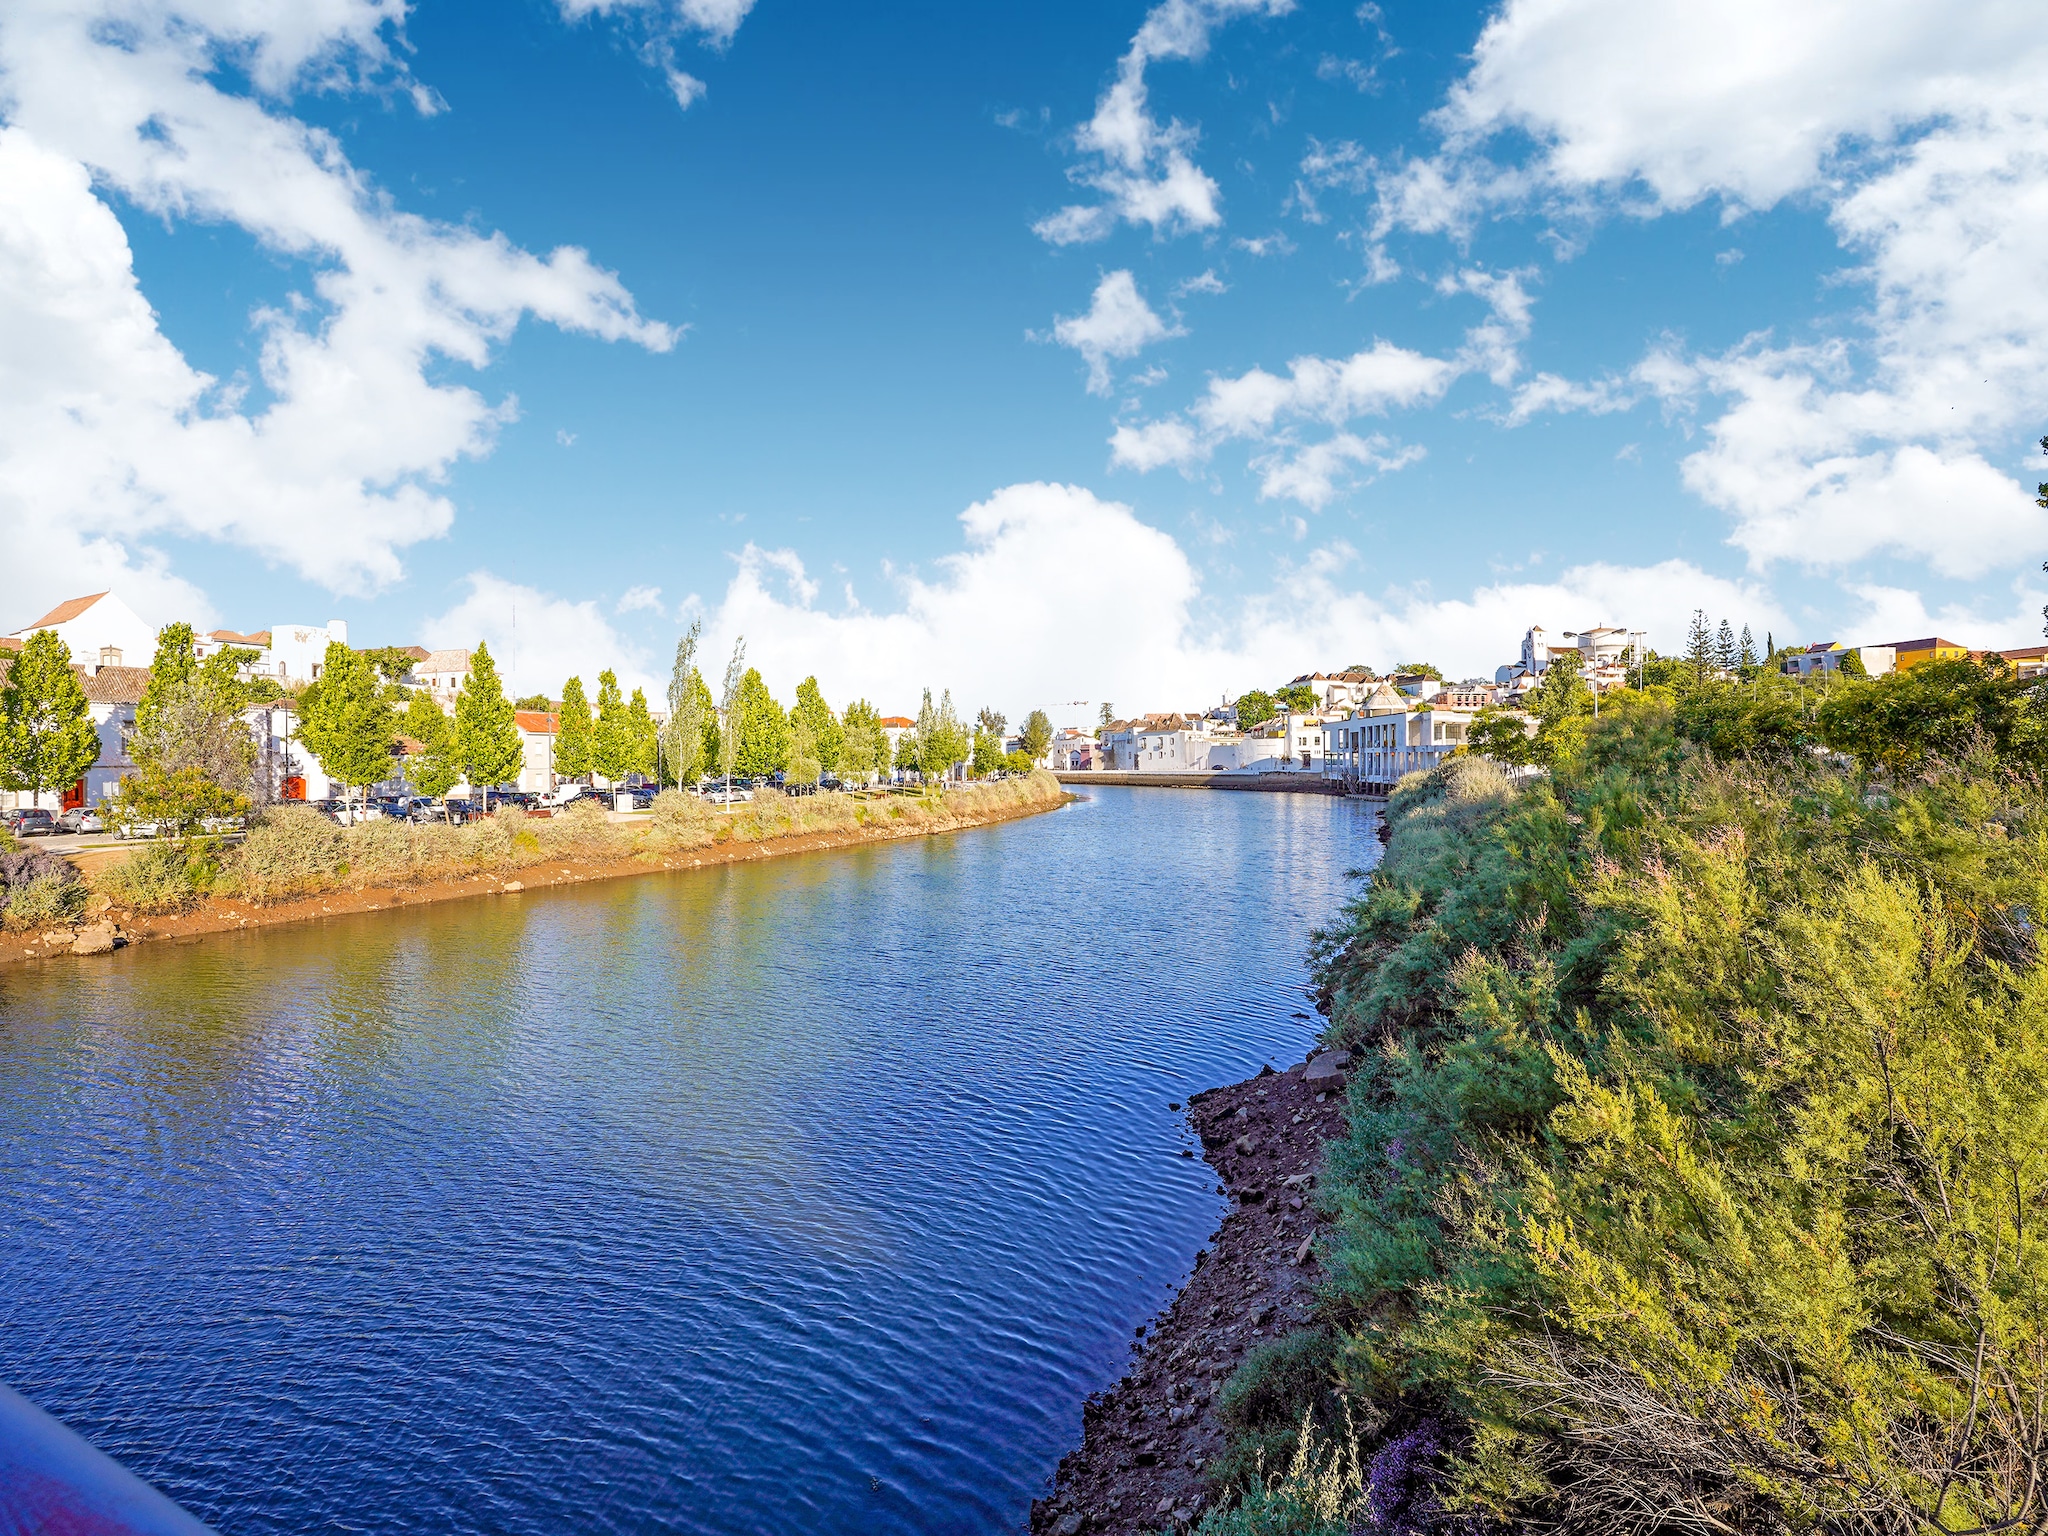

[4,591,158,671]
[268,620,351,684]
[415,648,471,705]
[1322,696,1478,792]
[1497,624,1643,693]
[1780,642,1897,679]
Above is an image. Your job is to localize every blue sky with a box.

[3,0,2043,721]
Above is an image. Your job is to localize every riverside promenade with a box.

[1054,771,1347,795]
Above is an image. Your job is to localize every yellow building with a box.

[1881,636,1968,672]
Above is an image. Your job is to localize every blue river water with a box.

[0,785,1379,1535]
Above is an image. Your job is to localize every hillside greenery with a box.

[1199,656,2048,1536]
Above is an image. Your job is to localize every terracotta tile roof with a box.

[513,710,559,734]
[2000,646,2048,661]
[879,716,915,728]
[395,644,430,661]
[0,637,19,654]
[207,628,272,646]
[418,648,471,674]
[1882,637,1964,651]
[74,664,153,703]
[20,592,110,630]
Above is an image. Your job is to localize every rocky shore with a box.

[1031,1049,1351,1535]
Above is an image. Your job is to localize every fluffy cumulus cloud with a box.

[1034,0,1294,245]
[424,572,657,699]
[1371,0,2048,579]
[554,0,752,107]
[0,0,675,630]
[684,482,1789,724]
[1048,271,1180,395]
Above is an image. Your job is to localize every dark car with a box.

[7,808,58,837]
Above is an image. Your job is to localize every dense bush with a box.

[1211,676,2048,1534]
[93,838,211,913]
[0,847,87,928]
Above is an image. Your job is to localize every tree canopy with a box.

[0,630,100,804]
[298,641,393,802]
[453,642,521,796]
[556,675,592,779]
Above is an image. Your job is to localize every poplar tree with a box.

[0,630,101,808]
[298,641,394,814]
[734,668,789,777]
[1020,709,1054,761]
[625,688,658,781]
[840,699,883,784]
[791,677,843,774]
[662,621,705,787]
[591,669,631,785]
[717,636,747,791]
[556,675,592,780]
[454,641,521,808]
[400,691,459,798]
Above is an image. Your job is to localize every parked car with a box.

[115,816,162,839]
[539,783,591,809]
[702,785,754,805]
[7,808,58,837]
[56,807,106,834]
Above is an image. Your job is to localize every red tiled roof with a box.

[513,710,559,734]
[207,628,272,646]
[73,664,153,704]
[1881,637,1964,651]
[879,716,914,728]
[20,592,110,630]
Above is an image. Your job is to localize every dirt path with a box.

[4,791,1069,967]
[1031,1054,1347,1535]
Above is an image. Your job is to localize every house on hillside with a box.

[268,621,351,684]
[415,648,471,705]
[1781,641,1897,678]
[1882,637,1968,672]
[2002,646,2048,681]
[1322,696,1479,792]
[193,629,283,679]
[1288,669,1378,711]
[4,592,157,671]
[513,710,558,793]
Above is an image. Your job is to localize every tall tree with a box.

[1019,708,1053,761]
[591,669,632,785]
[662,621,705,787]
[625,688,658,782]
[556,675,593,780]
[1685,609,1716,687]
[733,668,790,777]
[717,636,747,787]
[298,641,394,813]
[0,630,101,809]
[1098,702,1114,728]
[1716,618,1739,672]
[1276,682,1320,712]
[786,713,822,785]
[971,723,1004,776]
[840,699,883,784]
[792,677,843,774]
[977,706,1007,739]
[925,688,969,778]
[913,688,938,778]
[360,647,421,683]
[400,692,460,798]
[134,623,198,744]
[453,641,521,807]
[1739,624,1757,670]
[1233,689,1277,731]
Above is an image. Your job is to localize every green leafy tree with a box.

[922,688,968,778]
[625,688,658,782]
[1716,617,1739,671]
[297,641,395,813]
[786,713,822,785]
[1526,647,1593,767]
[1390,661,1443,681]
[453,641,521,806]
[1738,624,1756,670]
[590,669,633,785]
[840,699,883,783]
[514,693,552,712]
[1819,655,2039,772]
[1685,608,1716,686]
[399,691,460,798]
[135,623,198,738]
[1466,706,1538,767]
[1098,702,1114,727]
[556,675,593,780]
[1276,682,1320,712]
[1019,708,1053,760]
[1836,646,1869,678]
[1234,689,1278,731]
[717,636,747,787]
[971,724,1005,776]
[360,646,421,683]
[661,621,706,787]
[734,669,790,777]
[792,677,843,775]
[893,730,920,771]
[977,706,1007,739]
[0,630,101,808]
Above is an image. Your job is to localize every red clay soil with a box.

[1032,1055,1348,1536]
[3,791,1070,968]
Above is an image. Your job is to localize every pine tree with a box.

[1716,619,1739,672]
[556,675,592,780]
[400,691,460,798]
[298,641,395,812]
[661,621,704,787]
[591,669,631,785]
[1685,610,1715,687]
[453,641,521,807]
[792,677,843,775]
[1739,624,1756,669]
[0,629,101,808]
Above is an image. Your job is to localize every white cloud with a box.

[1174,269,1228,298]
[667,70,707,108]
[685,480,1801,722]
[1249,433,1424,509]
[1231,233,1296,258]
[556,0,756,47]
[616,584,665,615]
[1049,271,1180,395]
[1035,0,1294,245]
[1109,416,1209,473]
[424,572,656,698]
[0,2,674,613]
[1365,0,2048,580]
[1504,371,1636,426]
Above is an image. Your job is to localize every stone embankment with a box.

[1031,1048,1353,1535]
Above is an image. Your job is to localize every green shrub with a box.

[1210,1331,1342,1496]
[94,838,205,913]
[4,868,86,928]
[233,804,345,900]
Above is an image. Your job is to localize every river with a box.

[0,785,1379,1535]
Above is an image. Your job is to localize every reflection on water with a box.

[0,787,1378,1535]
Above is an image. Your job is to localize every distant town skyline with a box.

[2,0,2041,719]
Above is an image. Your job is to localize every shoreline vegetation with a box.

[1046,652,2048,1536]
[2,772,1066,966]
